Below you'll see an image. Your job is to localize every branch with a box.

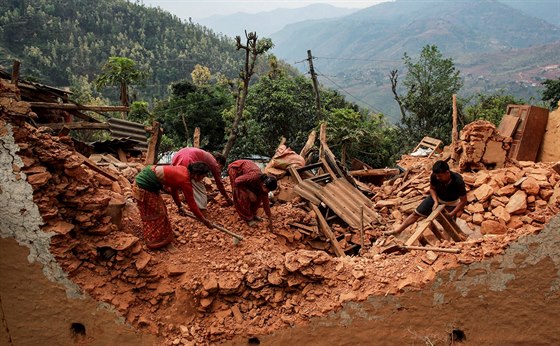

[390,70,407,122]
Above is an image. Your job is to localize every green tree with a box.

[222,31,273,159]
[191,64,211,87]
[464,91,525,126]
[94,56,148,108]
[128,101,153,124]
[243,75,319,155]
[154,80,233,152]
[542,77,560,110]
[390,45,463,147]
[325,109,399,168]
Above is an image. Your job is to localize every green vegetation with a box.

[0,0,244,99]
[94,57,147,108]
[1,0,551,170]
[391,45,463,147]
[464,91,526,126]
[542,78,560,110]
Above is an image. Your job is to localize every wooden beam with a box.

[11,60,20,85]
[436,214,466,242]
[29,102,129,112]
[75,152,118,181]
[312,204,345,257]
[144,121,162,165]
[403,245,460,254]
[36,122,110,130]
[299,130,316,160]
[193,127,200,148]
[452,94,458,144]
[405,205,445,246]
[349,168,400,177]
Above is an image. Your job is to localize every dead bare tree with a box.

[390,69,407,122]
[222,31,273,159]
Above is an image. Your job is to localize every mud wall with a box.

[537,106,560,163]
[0,119,156,345]
[229,216,560,345]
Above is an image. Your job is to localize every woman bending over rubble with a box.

[227,159,277,231]
[171,147,234,210]
[134,162,214,249]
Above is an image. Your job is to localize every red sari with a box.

[227,160,271,221]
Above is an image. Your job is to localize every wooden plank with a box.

[287,222,316,235]
[75,152,118,181]
[11,60,20,85]
[29,102,129,112]
[405,205,445,246]
[36,122,110,130]
[299,130,316,160]
[311,203,345,257]
[323,148,345,179]
[144,121,162,165]
[349,168,399,177]
[497,114,520,138]
[428,222,446,242]
[436,214,466,242]
[320,158,338,181]
[289,165,304,185]
[117,149,128,163]
[403,245,461,254]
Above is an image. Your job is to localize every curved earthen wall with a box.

[229,216,560,345]
[1,118,156,345]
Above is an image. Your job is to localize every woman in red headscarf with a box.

[227,159,277,231]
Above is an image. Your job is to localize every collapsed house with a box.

[2,67,560,345]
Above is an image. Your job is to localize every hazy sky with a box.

[142,0,388,20]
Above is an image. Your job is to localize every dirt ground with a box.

[48,164,559,345]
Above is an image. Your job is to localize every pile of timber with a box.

[287,125,384,256]
[371,160,560,237]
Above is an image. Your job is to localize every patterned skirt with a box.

[134,187,174,249]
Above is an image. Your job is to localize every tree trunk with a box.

[222,32,265,160]
[389,70,407,122]
[222,84,247,159]
[120,81,129,119]
[181,113,189,145]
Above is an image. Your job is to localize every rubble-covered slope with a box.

[2,79,560,345]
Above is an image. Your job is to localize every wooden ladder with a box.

[405,205,466,247]
[413,136,443,158]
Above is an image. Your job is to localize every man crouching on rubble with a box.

[134,162,214,249]
[386,160,467,235]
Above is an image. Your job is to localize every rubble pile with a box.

[3,77,560,345]
[372,156,560,243]
[457,120,511,171]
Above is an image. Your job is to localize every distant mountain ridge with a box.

[263,0,560,120]
[198,4,358,37]
[272,0,559,63]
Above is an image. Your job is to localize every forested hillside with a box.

[0,0,246,98]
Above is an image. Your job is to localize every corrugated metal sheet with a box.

[108,118,148,150]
